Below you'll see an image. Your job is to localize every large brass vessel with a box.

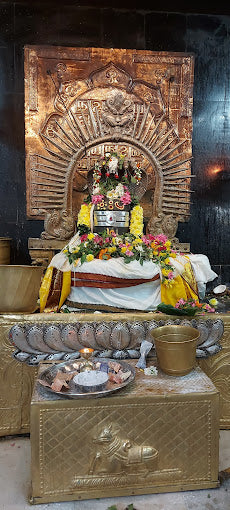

[152,325,200,376]
[0,265,43,313]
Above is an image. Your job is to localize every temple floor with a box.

[0,432,230,510]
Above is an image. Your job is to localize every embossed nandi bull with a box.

[88,423,158,475]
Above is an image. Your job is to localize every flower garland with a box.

[77,203,92,230]
[93,152,124,194]
[129,205,143,237]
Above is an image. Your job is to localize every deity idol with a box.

[39,152,217,313]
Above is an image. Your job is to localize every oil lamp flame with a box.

[79,348,94,361]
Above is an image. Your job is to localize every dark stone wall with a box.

[0,1,229,285]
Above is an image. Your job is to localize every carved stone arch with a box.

[25,46,194,260]
[37,89,191,241]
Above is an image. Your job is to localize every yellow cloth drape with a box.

[161,259,199,306]
[59,271,71,309]
[39,267,71,312]
[161,274,198,306]
[39,267,54,312]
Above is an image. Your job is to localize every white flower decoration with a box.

[108,156,118,174]
[144,366,158,376]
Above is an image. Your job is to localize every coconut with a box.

[213,284,227,296]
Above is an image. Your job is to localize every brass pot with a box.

[0,238,11,264]
[151,325,200,376]
[0,265,43,313]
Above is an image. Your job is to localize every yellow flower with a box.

[163,279,175,287]
[77,203,92,228]
[164,258,170,265]
[108,246,116,253]
[162,268,170,276]
[209,298,218,306]
[133,238,142,245]
[72,246,80,253]
[165,240,171,248]
[86,254,94,262]
[121,246,126,253]
[130,205,143,237]
[87,233,94,240]
[170,252,177,258]
[62,249,68,253]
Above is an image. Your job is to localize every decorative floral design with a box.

[92,151,142,201]
[71,154,179,287]
[157,298,216,316]
[175,298,215,313]
[65,232,176,285]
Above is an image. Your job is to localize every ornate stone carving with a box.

[147,212,179,238]
[25,47,194,256]
[101,91,135,134]
[41,209,76,240]
[9,318,224,365]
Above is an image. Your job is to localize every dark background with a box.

[0,0,230,286]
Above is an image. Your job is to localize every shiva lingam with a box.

[79,348,95,372]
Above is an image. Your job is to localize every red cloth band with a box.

[71,271,160,289]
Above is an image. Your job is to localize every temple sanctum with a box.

[0,1,230,509]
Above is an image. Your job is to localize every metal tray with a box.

[38,358,135,399]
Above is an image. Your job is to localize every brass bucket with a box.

[0,265,43,313]
[0,238,11,264]
[151,325,200,376]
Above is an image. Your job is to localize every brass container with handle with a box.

[151,325,200,376]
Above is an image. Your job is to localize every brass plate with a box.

[38,358,135,399]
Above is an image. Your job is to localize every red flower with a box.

[80,234,88,241]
